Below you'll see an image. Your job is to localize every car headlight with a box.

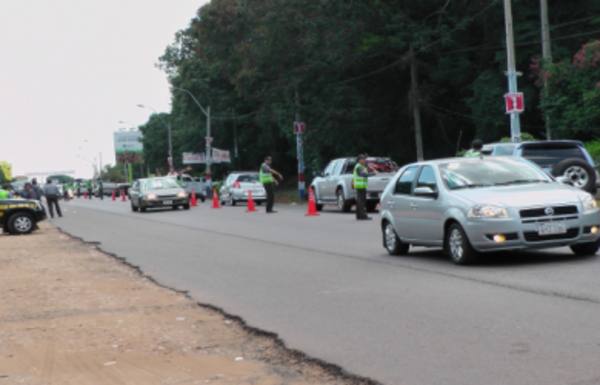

[177,191,187,198]
[582,195,598,212]
[468,204,509,219]
[144,193,157,200]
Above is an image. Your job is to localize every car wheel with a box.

[140,205,147,213]
[255,201,262,206]
[336,190,351,213]
[383,221,409,255]
[172,205,179,210]
[131,202,138,212]
[552,158,596,192]
[8,212,34,235]
[446,223,478,265]
[230,198,236,206]
[316,204,323,212]
[570,242,599,256]
[183,203,190,210]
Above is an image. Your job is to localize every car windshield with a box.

[490,144,516,156]
[439,159,551,190]
[236,174,259,183]
[142,178,179,190]
[345,159,399,174]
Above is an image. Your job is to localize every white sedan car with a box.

[380,157,600,264]
[219,172,266,206]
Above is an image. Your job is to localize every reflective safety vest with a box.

[0,189,9,199]
[353,164,368,189]
[464,151,482,158]
[259,163,274,183]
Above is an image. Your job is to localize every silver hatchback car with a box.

[380,157,600,264]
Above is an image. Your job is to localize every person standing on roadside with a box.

[86,180,93,199]
[260,156,283,213]
[43,179,62,218]
[98,179,103,200]
[0,183,13,199]
[354,154,378,221]
[22,183,39,200]
[75,181,81,198]
[31,178,44,200]
[464,139,484,158]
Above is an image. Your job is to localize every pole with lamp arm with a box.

[136,105,173,174]
[170,86,212,198]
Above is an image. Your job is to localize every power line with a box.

[552,14,600,30]
[428,103,546,129]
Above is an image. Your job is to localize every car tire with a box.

[8,212,34,235]
[336,190,351,213]
[172,205,179,210]
[316,204,323,212]
[446,223,478,265]
[256,201,262,206]
[570,241,599,256]
[183,203,190,210]
[382,221,409,255]
[131,202,138,212]
[230,198,236,206]
[552,158,596,192]
[140,205,147,213]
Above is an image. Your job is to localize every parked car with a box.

[310,157,398,212]
[129,177,190,212]
[165,174,207,201]
[0,197,47,234]
[219,172,266,206]
[380,156,600,264]
[92,183,130,198]
[482,140,598,193]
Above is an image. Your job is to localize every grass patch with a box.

[275,188,307,205]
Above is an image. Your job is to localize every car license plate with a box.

[537,221,567,236]
[163,200,173,205]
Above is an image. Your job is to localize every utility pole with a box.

[233,109,239,170]
[206,106,212,198]
[295,87,305,200]
[504,0,522,142]
[98,152,102,178]
[409,44,424,162]
[540,0,552,139]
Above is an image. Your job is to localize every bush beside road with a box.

[0,223,373,385]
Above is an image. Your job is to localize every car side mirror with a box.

[556,176,574,186]
[414,186,438,199]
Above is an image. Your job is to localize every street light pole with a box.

[503,0,522,143]
[170,86,212,196]
[137,105,173,174]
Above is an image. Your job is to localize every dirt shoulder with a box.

[0,222,375,385]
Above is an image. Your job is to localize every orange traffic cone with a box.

[246,190,258,212]
[190,189,198,207]
[305,189,320,216]
[111,190,116,201]
[84,191,88,199]
[121,188,126,202]
[211,189,221,209]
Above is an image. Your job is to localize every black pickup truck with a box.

[0,198,47,235]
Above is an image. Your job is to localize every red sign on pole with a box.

[167,157,173,165]
[293,122,305,134]
[504,93,524,113]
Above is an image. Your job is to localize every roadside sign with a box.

[505,93,524,113]
[167,157,173,165]
[205,137,213,144]
[293,122,305,134]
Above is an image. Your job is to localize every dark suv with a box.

[0,198,47,234]
[482,141,598,193]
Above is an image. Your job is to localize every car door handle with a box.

[410,203,418,208]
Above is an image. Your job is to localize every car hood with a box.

[452,183,587,208]
[143,187,184,195]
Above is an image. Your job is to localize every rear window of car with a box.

[492,145,516,156]
[522,146,586,168]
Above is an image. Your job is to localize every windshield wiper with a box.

[493,179,548,186]
[451,184,491,190]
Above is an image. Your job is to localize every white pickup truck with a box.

[310,157,398,212]
[165,174,207,202]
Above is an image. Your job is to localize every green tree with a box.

[100,164,126,183]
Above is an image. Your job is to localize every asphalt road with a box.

[52,197,600,385]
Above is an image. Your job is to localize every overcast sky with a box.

[0,0,208,179]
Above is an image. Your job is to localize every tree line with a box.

[136,0,600,182]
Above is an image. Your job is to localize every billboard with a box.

[212,148,231,163]
[114,132,143,164]
[183,152,206,164]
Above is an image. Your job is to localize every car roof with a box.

[403,156,533,168]
[484,140,584,147]
[230,171,259,174]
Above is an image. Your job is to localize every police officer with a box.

[43,178,63,218]
[76,181,81,198]
[0,183,13,199]
[260,156,283,213]
[98,179,103,200]
[86,180,93,199]
[464,139,484,157]
[354,154,378,221]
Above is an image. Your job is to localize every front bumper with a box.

[141,197,189,208]
[465,211,600,252]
